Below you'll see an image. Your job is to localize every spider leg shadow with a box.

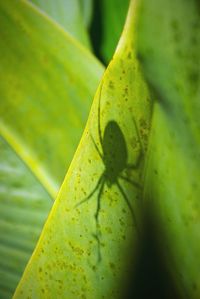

[93,180,105,263]
[97,80,104,148]
[91,135,103,159]
[74,173,105,264]
[128,116,145,171]
[75,174,103,208]
[126,148,144,170]
[119,174,142,189]
[116,180,140,234]
[123,145,144,191]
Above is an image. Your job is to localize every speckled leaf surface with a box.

[31,0,91,48]
[14,1,152,298]
[0,136,52,299]
[137,0,200,298]
[0,0,104,198]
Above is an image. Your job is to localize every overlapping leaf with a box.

[137,0,200,298]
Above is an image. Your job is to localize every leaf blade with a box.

[14,1,153,297]
[0,0,104,197]
[137,0,200,297]
[0,136,52,298]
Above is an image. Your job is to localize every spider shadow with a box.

[75,83,143,263]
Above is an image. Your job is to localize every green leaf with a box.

[14,1,152,297]
[31,0,91,48]
[137,0,200,297]
[79,0,93,28]
[0,0,104,198]
[99,0,130,64]
[0,136,52,298]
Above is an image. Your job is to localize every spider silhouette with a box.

[75,82,143,261]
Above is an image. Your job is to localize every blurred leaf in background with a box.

[31,0,92,49]
[136,0,200,298]
[0,137,52,299]
[79,0,93,29]
[0,0,104,197]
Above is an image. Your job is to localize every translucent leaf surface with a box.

[14,1,152,298]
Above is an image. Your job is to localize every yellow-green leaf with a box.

[14,1,152,298]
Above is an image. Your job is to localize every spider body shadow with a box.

[75,83,143,262]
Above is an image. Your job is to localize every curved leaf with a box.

[14,1,152,298]
[0,0,104,198]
